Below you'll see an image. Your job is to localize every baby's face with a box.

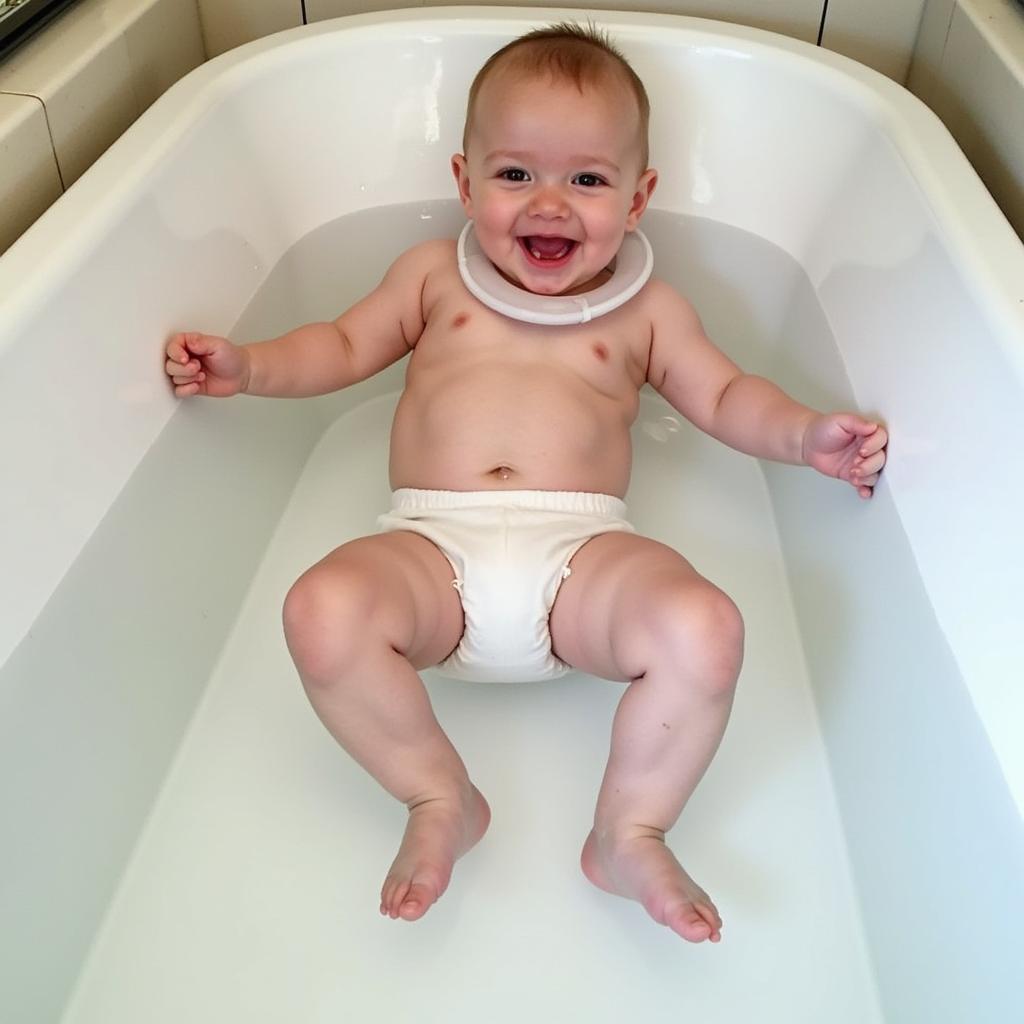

[453,76,657,297]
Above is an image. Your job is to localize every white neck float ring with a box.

[456,221,654,326]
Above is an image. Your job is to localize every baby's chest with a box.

[421,302,646,392]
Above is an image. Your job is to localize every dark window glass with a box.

[1,0,81,61]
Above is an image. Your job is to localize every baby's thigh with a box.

[549,532,742,682]
[283,531,464,670]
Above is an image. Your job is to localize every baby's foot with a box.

[380,785,490,922]
[581,826,723,942]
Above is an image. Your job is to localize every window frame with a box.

[0,0,80,62]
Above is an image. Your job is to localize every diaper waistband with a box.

[389,488,628,519]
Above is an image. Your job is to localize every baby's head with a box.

[463,23,651,171]
[453,23,658,298]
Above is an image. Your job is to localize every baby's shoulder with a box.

[638,275,695,311]
[396,237,457,274]
[634,276,703,331]
[378,238,457,299]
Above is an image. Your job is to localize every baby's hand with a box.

[165,332,249,398]
[802,413,888,499]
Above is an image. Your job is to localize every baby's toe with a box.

[398,881,436,921]
[381,877,410,919]
[671,910,710,942]
[665,899,721,943]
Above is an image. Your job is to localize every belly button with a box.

[495,465,512,481]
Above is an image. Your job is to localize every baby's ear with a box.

[451,154,473,215]
[626,168,658,229]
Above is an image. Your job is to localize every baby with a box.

[164,23,887,943]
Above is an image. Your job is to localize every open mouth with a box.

[518,236,578,269]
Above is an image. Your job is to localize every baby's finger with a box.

[852,470,879,498]
[166,335,191,363]
[180,331,217,357]
[166,356,198,377]
[855,450,886,476]
[174,380,201,397]
[858,425,888,456]
[835,413,879,439]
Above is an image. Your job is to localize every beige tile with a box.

[662,0,821,41]
[307,0,419,20]
[936,1,1024,236]
[907,0,957,101]
[124,0,207,112]
[0,0,141,186]
[29,36,138,186]
[312,0,823,42]
[0,0,205,186]
[0,93,64,253]
[196,0,303,57]
[957,0,1024,74]
[821,0,928,82]
[0,0,138,95]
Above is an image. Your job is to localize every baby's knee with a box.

[282,564,377,684]
[651,582,744,692]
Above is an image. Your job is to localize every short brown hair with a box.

[462,22,651,169]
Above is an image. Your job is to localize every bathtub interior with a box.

[55,203,889,1024]
[1,9,1023,1023]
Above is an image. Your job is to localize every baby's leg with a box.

[549,533,744,943]
[283,531,488,922]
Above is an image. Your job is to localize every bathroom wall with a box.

[1,0,1022,248]
[0,0,205,249]
[822,0,929,80]
[199,0,926,68]
[909,0,1024,237]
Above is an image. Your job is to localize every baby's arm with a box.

[165,241,442,398]
[646,281,887,498]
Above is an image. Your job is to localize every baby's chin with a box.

[531,269,615,297]
[492,262,608,298]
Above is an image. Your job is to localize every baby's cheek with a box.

[472,214,509,252]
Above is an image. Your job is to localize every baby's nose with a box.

[528,186,569,218]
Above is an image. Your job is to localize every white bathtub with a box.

[2,7,1023,1022]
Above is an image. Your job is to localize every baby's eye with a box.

[573,172,606,188]
[499,167,530,182]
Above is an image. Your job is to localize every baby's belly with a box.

[389,377,633,496]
